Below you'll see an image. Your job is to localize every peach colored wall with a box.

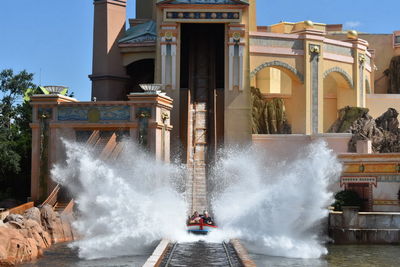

[252,133,352,160]
[367,94,400,118]
[359,34,394,94]
[324,98,337,131]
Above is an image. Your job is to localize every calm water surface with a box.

[19,243,150,267]
[19,244,400,267]
[252,245,400,267]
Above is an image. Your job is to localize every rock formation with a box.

[251,87,292,134]
[329,106,400,153]
[0,205,76,266]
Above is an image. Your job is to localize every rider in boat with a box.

[189,211,202,224]
[201,211,214,225]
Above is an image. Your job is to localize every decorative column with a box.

[299,22,325,135]
[128,93,173,162]
[30,95,77,203]
[309,44,321,134]
[228,24,245,91]
[345,31,368,108]
[160,23,178,90]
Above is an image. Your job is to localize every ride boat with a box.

[187,219,218,235]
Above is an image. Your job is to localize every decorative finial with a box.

[347,30,358,40]
[304,20,314,29]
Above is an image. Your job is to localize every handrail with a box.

[61,199,75,215]
[41,184,60,207]
[86,130,100,146]
[7,202,34,215]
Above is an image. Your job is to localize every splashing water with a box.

[209,141,341,259]
[52,140,189,260]
[52,139,340,260]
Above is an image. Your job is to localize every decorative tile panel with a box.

[250,37,304,50]
[324,44,352,57]
[58,106,130,122]
[164,10,241,22]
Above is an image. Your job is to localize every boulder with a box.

[328,106,369,133]
[23,207,41,225]
[23,219,51,252]
[4,214,24,225]
[329,107,400,153]
[0,226,39,266]
[250,87,292,134]
[375,108,399,133]
[40,204,68,243]
[4,214,25,230]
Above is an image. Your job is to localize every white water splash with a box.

[210,141,341,259]
[52,141,189,260]
[52,139,340,260]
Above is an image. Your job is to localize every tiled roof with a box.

[118,21,157,44]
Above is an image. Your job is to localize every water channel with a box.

[19,243,400,267]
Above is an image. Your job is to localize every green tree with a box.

[0,69,35,202]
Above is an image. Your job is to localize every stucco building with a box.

[30,0,400,212]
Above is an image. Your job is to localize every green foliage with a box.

[0,69,35,201]
[332,190,362,211]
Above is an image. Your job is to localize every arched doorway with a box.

[126,59,155,94]
[323,68,355,132]
[252,62,305,134]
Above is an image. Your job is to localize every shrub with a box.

[332,190,362,211]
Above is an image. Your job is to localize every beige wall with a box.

[359,34,394,94]
[91,0,128,100]
[367,94,400,118]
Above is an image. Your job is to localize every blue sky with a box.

[0,0,398,101]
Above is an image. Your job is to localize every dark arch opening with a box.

[126,59,155,94]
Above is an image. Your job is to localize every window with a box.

[395,35,400,45]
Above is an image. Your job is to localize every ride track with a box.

[161,241,243,267]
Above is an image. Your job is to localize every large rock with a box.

[4,214,25,230]
[375,108,399,133]
[40,204,69,243]
[328,106,369,133]
[0,226,39,266]
[251,87,291,134]
[329,107,400,153]
[22,219,51,252]
[23,207,41,225]
[0,204,76,266]
[348,112,384,152]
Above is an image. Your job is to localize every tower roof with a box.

[118,21,157,44]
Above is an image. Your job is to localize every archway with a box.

[323,68,355,132]
[252,63,305,133]
[126,59,155,94]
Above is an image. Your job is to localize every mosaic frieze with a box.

[250,60,304,83]
[249,37,304,50]
[324,44,352,57]
[165,11,240,21]
[58,106,130,122]
[323,67,354,88]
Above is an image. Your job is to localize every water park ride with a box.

[187,219,218,235]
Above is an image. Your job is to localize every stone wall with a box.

[0,204,76,266]
[329,207,400,244]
